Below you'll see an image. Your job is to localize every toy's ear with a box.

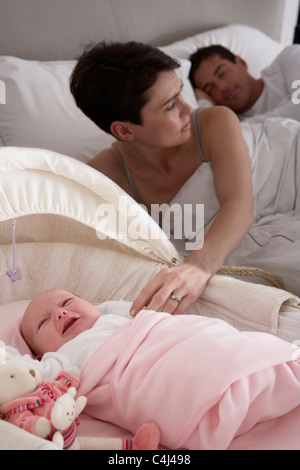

[67,387,77,398]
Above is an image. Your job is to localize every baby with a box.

[19,288,133,379]
[21,289,104,358]
[13,288,300,449]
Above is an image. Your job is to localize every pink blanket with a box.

[77,311,300,450]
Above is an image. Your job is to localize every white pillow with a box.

[0,56,114,163]
[175,58,198,108]
[0,56,196,163]
[0,25,284,162]
[161,24,284,78]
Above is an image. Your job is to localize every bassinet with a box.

[0,146,299,449]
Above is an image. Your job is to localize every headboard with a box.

[0,0,299,60]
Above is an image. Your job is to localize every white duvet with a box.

[171,117,300,297]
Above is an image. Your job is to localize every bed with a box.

[1,0,300,450]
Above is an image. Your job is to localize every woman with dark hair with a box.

[70,40,254,316]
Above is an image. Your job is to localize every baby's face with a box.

[21,289,101,357]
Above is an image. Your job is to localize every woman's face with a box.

[132,70,193,148]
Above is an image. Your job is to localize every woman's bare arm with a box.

[130,106,254,315]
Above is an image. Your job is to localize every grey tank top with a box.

[111,109,206,204]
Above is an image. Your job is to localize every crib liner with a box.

[193,275,300,339]
[0,146,179,266]
[0,215,143,254]
[0,242,165,305]
[1,239,298,339]
[0,146,299,337]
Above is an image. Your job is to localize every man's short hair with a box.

[189,45,236,87]
[70,41,179,135]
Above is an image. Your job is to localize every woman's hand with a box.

[130,256,211,316]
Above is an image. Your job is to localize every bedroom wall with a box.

[281,0,300,44]
[0,0,299,60]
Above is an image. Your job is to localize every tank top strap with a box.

[193,109,206,163]
[110,143,143,204]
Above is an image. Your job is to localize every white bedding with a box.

[169,117,300,298]
[227,118,300,295]
[0,25,283,162]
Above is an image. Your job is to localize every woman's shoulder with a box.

[200,106,241,138]
[88,146,113,170]
[198,106,244,161]
[200,105,238,124]
[88,145,125,183]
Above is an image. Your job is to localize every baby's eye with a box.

[62,297,73,307]
[38,318,49,330]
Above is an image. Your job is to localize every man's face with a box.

[193,54,255,113]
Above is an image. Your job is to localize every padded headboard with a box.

[0,0,299,60]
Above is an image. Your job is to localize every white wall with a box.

[281,0,300,44]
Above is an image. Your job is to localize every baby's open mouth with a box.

[62,317,79,334]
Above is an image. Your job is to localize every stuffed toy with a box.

[0,350,160,450]
[0,351,81,439]
[51,387,160,451]
[51,387,86,450]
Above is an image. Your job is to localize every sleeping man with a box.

[12,288,300,450]
[189,44,300,123]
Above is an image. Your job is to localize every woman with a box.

[70,41,254,315]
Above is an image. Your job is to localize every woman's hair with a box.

[189,45,237,87]
[70,41,179,135]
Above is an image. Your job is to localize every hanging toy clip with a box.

[6,219,22,283]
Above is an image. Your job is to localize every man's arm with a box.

[241,46,300,123]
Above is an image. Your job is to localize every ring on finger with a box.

[170,294,181,304]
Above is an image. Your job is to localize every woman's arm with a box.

[130,106,254,316]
